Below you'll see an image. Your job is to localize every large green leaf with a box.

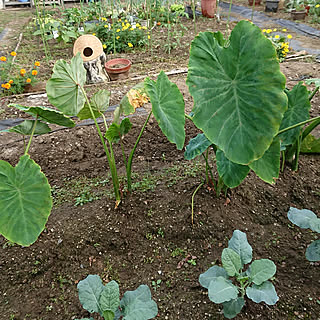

[228,230,252,266]
[77,89,111,120]
[199,265,228,289]
[105,118,132,143]
[306,240,320,262]
[120,285,158,320]
[145,71,185,150]
[7,120,51,135]
[309,219,320,233]
[250,259,276,285]
[304,78,320,87]
[46,53,86,116]
[223,297,245,319]
[77,275,104,315]
[208,276,238,304]
[279,83,310,147]
[187,20,287,165]
[8,104,75,127]
[99,280,120,314]
[184,133,212,160]
[216,150,250,188]
[288,207,318,229]
[249,138,280,184]
[301,134,320,153]
[0,155,52,246]
[246,281,278,305]
[221,248,241,277]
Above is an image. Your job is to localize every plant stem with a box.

[126,111,152,193]
[251,0,256,21]
[192,0,196,35]
[191,182,203,225]
[226,0,233,38]
[292,134,302,171]
[277,115,320,135]
[185,113,193,121]
[309,86,319,101]
[79,86,121,205]
[25,115,38,155]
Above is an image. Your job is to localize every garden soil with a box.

[0,7,320,320]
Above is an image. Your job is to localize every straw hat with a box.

[73,35,104,62]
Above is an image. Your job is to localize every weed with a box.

[145,232,153,240]
[157,227,165,238]
[151,279,162,291]
[171,247,186,258]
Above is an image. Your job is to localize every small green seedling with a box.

[288,207,320,261]
[199,230,278,319]
[76,275,158,320]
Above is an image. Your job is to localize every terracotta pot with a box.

[291,9,307,20]
[248,0,262,6]
[201,0,216,18]
[105,58,132,81]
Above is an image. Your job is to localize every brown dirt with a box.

[0,6,320,320]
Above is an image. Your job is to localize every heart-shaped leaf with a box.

[246,281,278,305]
[199,265,228,289]
[184,133,212,160]
[301,134,320,153]
[216,150,250,188]
[105,118,132,143]
[99,280,120,313]
[228,230,252,266]
[78,275,104,315]
[9,104,75,127]
[46,53,86,116]
[250,259,276,285]
[221,248,241,277]
[304,78,320,87]
[279,83,310,147]
[249,138,280,184]
[145,71,185,150]
[0,155,52,246]
[187,20,287,165]
[77,89,111,120]
[288,207,318,229]
[7,120,51,135]
[208,276,238,304]
[223,297,245,319]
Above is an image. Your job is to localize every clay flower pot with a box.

[291,9,307,20]
[105,58,132,81]
[248,0,262,6]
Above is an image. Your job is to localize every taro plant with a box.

[46,53,185,206]
[0,105,75,246]
[199,230,278,319]
[288,207,320,261]
[76,275,158,320]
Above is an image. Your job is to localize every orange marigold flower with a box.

[32,70,38,76]
[34,61,40,67]
[8,79,13,84]
[10,51,17,56]
[4,83,11,89]
[20,68,26,75]
[26,78,32,83]
[1,84,5,88]
[0,56,7,62]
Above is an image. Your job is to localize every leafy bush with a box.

[76,275,158,320]
[288,207,320,261]
[199,230,278,319]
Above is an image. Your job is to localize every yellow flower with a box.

[316,4,320,7]
[34,61,40,67]
[282,28,287,32]
[122,22,125,26]
[262,29,266,32]
[32,70,38,76]
[148,35,150,39]
[266,29,272,34]
[136,23,140,27]
[1,84,4,88]
[103,44,107,49]
[116,28,120,32]
[116,36,120,39]
[274,35,280,39]
[0,56,6,62]
[129,27,134,31]
[287,34,292,39]
[273,28,277,31]
[92,33,96,36]
[104,24,108,28]
[142,26,147,30]
[4,83,11,89]
[101,17,107,21]
[8,79,13,84]
[128,42,133,48]
[26,78,31,83]
[125,19,128,22]
[20,68,26,75]
[10,51,17,56]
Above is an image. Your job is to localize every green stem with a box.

[111,0,116,54]
[216,176,225,197]
[226,0,233,38]
[79,86,121,204]
[202,151,215,188]
[302,118,320,140]
[185,113,193,121]
[292,134,301,171]
[120,139,128,170]
[127,111,152,193]
[281,150,285,172]
[192,0,196,35]
[277,115,320,135]
[191,182,204,225]
[251,0,256,21]
[309,86,319,101]
[167,1,171,54]
[25,115,38,155]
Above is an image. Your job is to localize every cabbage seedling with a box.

[199,230,278,319]
[75,275,158,320]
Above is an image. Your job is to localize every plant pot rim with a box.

[265,0,279,2]
[105,58,132,74]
